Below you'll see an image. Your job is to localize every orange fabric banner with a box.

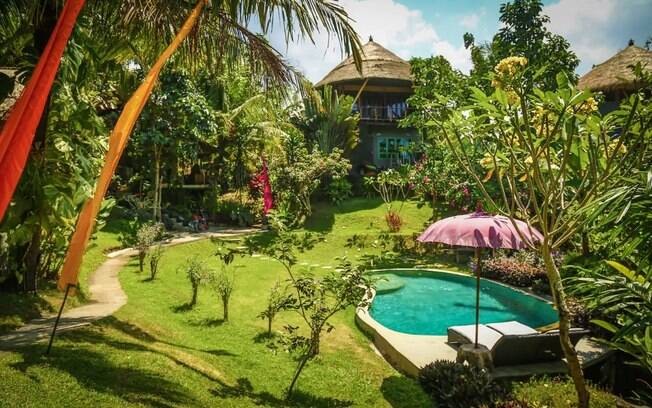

[0,0,86,220]
[58,0,206,290]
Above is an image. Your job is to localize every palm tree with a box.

[294,83,360,154]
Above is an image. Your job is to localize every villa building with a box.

[578,41,652,113]
[316,37,418,174]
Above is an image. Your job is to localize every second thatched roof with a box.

[578,45,652,93]
[315,38,411,87]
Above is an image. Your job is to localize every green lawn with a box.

[0,217,129,335]
[0,198,618,407]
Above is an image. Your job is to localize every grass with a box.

[0,217,129,335]
[0,198,620,406]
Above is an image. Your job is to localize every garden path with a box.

[0,227,259,349]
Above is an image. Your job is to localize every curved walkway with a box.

[0,228,258,349]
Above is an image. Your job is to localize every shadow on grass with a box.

[171,303,195,313]
[0,291,55,335]
[380,375,430,408]
[10,341,196,407]
[211,377,353,407]
[252,331,277,344]
[189,318,226,327]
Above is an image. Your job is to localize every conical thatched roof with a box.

[578,45,652,92]
[315,38,411,87]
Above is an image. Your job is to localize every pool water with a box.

[369,270,558,335]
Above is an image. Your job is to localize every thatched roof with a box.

[578,45,652,92]
[315,38,411,88]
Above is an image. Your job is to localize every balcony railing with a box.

[353,103,408,122]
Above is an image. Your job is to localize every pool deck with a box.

[356,270,613,378]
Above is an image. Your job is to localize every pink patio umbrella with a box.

[417,207,543,348]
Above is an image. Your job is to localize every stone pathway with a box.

[0,227,259,349]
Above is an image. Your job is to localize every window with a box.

[377,136,411,162]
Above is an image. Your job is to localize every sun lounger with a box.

[447,321,589,366]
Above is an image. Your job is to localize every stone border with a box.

[356,268,613,379]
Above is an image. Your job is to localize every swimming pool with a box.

[369,270,558,336]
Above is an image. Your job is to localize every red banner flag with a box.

[0,0,87,220]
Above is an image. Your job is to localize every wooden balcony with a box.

[354,103,408,122]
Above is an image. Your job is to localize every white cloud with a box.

[460,14,480,30]
[268,0,471,82]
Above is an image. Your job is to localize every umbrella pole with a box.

[474,247,481,348]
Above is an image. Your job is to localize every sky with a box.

[265,0,652,83]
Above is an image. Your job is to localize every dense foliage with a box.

[418,360,504,408]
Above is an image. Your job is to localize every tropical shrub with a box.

[293,83,360,154]
[482,257,546,287]
[215,192,261,227]
[183,258,206,307]
[208,265,236,322]
[270,135,350,225]
[326,177,353,206]
[418,360,505,408]
[384,211,402,232]
[258,279,295,335]
[148,244,164,281]
[569,261,652,403]
[135,223,164,273]
[365,168,408,231]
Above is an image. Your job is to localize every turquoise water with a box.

[369,270,558,335]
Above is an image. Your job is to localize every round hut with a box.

[316,37,417,171]
[578,42,652,110]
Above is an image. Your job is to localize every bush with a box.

[148,244,164,280]
[215,192,261,227]
[208,265,236,322]
[183,258,206,307]
[385,210,403,232]
[134,223,164,272]
[326,177,352,206]
[482,257,547,287]
[418,360,505,408]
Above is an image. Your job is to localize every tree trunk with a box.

[191,286,198,306]
[580,231,590,257]
[542,244,590,408]
[20,1,59,293]
[310,327,320,357]
[23,226,42,293]
[222,298,229,322]
[286,345,313,399]
[153,146,161,222]
[138,251,145,273]
[267,315,272,335]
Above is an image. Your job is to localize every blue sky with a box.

[267,0,652,82]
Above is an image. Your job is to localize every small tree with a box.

[135,223,163,272]
[430,59,651,407]
[220,232,370,399]
[183,258,206,307]
[365,168,408,231]
[148,244,164,280]
[258,279,295,335]
[208,264,236,322]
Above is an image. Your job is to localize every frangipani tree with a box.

[428,57,651,407]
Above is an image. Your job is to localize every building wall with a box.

[349,122,419,176]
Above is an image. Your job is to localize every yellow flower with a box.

[506,90,520,105]
[479,152,494,168]
[578,97,598,115]
[494,56,528,77]
[607,140,627,155]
